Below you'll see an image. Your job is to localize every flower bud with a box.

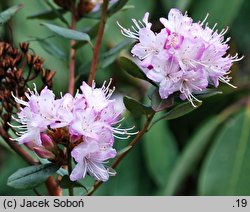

[41,133,55,150]
[24,141,37,151]
[70,134,82,143]
[77,0,96,15]
[33,147,55,159]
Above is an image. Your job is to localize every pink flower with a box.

[10,85,57,145]
[80,80,115,112]
[118,13,166,69]
[70,108,105,141]
[179,69,208,106]
[11,80,137,182]
[70,140,116,182]
[50,93,79,129]
[118,8,243,106]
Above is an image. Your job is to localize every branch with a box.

[68,9,77,95]
[87,0,109,85]
[46,176,63,196]
[87,112,156,195]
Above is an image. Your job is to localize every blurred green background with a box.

[0,0,250,195]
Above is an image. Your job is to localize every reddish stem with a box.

[87,0,109,85]
[68,12,77,95]
[46,176,63,196]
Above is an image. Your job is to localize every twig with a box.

[46,176,63,196]
[87,0,109,85]
[65,4,78,195]
[87,112,156,195]
[68,8,77,95]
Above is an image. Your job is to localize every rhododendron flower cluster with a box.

[118,8,243,106]
[10,80,136,182]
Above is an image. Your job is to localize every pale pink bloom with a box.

[10,86,57,145]
[131,28,167,69]
[50,93,76,129]
[151,54,183,99]
[179,69,208,106]
[160,8,193,35]
[70,108,106,141]
[118,13,166,69]
[80,81,115,113]
[118,8,243,106]
[11,81,137,182]
[173,38,205,71]
[11,107,46,145]
[70,140,116,182]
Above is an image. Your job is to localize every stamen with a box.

[113,134,131,140]
[200,13,209,26]
[11,92,29,107]
[117,21,139,39]
[219,76,237,88]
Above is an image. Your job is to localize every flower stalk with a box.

[87,0,109,85]
[68,5,77,95]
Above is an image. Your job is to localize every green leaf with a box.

[94,142,145,195]
[100,40,133,68]
[143,115,178,186]
[193,89,223,99]
[59,175,87,192]
[42,23,92,45]
[119,5,135,12]
[124,96,153,118]
[77,40,132,75]
[73,23,99,49]
[117,146,132,157]
[37,38,67,60]
[155,101,202,123]
[27,9,67,20]
[199,109,250,195]
[192,0,244,28]
[44,0,69,26]
[151,89,174,112]
[107,0,129,16]
[175,0,194,11]
[151,101,202,127]
[0,4,23,24]
[0,153,35,195]
[119,57,155,85]
[7,163,60,189]
[162,117,221,195]
[160,0,175,11]
[0,137,12,152]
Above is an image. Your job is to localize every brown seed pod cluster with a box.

[0,42,56,131]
